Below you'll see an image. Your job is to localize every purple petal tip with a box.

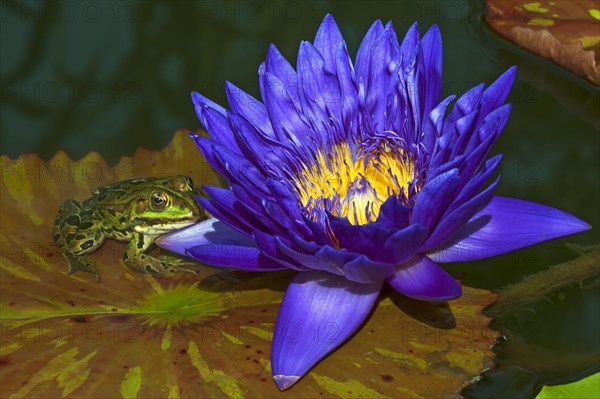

[273,375,300,390]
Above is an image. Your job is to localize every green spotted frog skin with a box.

[53,175,206,281]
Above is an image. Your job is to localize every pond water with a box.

[1,1,598,397]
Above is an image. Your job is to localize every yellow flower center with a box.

[294,141,416,225]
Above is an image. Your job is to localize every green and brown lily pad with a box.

[0,131,499,398]
[486,1,600,84]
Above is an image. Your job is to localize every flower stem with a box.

[488,245,600,315]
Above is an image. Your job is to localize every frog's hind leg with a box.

[53,200,80,251]
[53,200,103,281]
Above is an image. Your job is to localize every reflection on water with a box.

[1,0,598,397]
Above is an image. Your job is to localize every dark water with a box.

[1,1,599,397]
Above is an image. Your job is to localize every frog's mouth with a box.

[133,219,199,236]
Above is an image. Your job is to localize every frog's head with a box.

[130,176,204,235]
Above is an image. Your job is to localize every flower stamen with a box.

[294,137,417,225]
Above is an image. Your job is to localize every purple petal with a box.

[203,185,274,233]
[335,42,359,135]
[342,255,395,283]
[403,45,424,136]
[399,22,420,70]
[361,23,400,130]
[385,63,409,137]
[387,255,461,300]
[261,44,300,106]
[297,41,340,128]
[190,133,217,167]
[192,92,241,155]
[262,198,298,233]
[440,83,485,142]
[276,237,391,283]
[186,245,284,271]
[448,109,479,160]
[427,196,592,263]
[261,72,310,147]
[355,19,385,84]
[156,217,249,252]
[411,168,461,231]
[266,179,311,233]
[461,104,511,174]
[191,91,226,121]
[450,154,502,211]
[156,218,286,271]
[376,196,411,229]
[210,141,269,194]
[423,95,455,156]
[228,113,288,172]
[329,216,395,262]
[314,14,344,74]
[315,245,360,270]
[476,66,516,131]
[275,238,347,276]
[195,195,254,235]
[272,271,383,389]
[422,176,499,251]
[421,24,442,118]
[383,224,429,264]
[289,231,320,254]
[225,81,275,138]
[252,230,307,271]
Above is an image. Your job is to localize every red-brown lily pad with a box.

[486,1,600,84]
[0,131,499,398]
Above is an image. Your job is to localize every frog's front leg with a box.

[53,199,104,281]
[123,233,197,275]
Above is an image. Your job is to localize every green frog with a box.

[53,175,206,281]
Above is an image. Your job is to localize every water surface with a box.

[1,1,598,397]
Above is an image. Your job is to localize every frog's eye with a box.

[150,191,169,211]
[170,176,193,192]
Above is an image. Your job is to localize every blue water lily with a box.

[157,15,590,389]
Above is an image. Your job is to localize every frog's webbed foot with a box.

[124,252,198,276]
[65,255,101,282]
[158,256,199,275]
